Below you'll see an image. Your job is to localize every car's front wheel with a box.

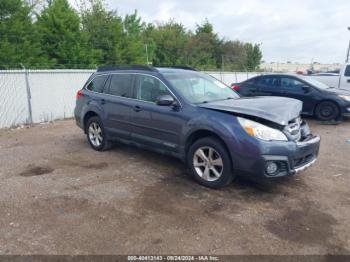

[315,101,340,121]
[86,116,111,151]
[187,137,234,188]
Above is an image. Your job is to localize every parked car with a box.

[75,66,320,189]
[232,74,350,121]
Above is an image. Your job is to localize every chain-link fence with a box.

[0,70,94,128]
[0,69,263,129]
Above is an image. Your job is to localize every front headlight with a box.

[339,95,350,102]
[237,117,288,141]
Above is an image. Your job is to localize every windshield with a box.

[301,77,330,89]
[163,71,239,104]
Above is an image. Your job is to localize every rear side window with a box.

[256,76,280,87]
[345,65,350,77]
[107,74,134,98]
[86,75,108,93]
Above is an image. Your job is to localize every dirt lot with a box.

[0,118,349,255]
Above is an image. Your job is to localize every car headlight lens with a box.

[339,95,350,101]
[237,117,288,141]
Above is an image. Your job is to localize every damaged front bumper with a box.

[261,135,320,178]
[234,125,321,179]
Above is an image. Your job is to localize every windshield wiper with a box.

[198,97,235,104]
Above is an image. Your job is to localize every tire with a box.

[315,101,340,121]
[85,116,111,151]
[187,137,234,189]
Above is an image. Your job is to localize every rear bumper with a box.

[237,135,321,179]
[75,117,84,130]
[74,108,84,130]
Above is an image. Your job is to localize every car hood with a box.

[199,97,302,126]
[323,88,350,96]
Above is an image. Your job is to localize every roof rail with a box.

[170,65,197,71]
[157,65,197,71]
[97,65,157,72]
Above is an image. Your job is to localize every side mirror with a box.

[156,95,175,106]
[302,86,310,93]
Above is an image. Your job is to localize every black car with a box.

[232,74,350,121]
[75,66,320,189]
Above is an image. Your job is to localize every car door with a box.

[102,73,135,139]
[255,75,283,96]
[129,74,184,153]
[280,76,314,114]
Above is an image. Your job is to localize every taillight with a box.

[76,90,83,100]
[232,85,240,91]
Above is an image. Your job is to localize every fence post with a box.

[21,64,33,124]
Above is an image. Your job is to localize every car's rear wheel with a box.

[315,101,339,121]
[86,116,111,151]
[187,137,234,188]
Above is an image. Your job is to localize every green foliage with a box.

[222,40,247,71]
[80,0,123,65]
[35,0,95,68]
[148,20,190,66]
[120,10,146,64]
[188,19,223,70]
[0,0,44,69]
[244,43,263,71]
[0,0,263,70]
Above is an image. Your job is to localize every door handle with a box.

[347,79,350,83]
[100,99,106,105]
[134,106,142,112]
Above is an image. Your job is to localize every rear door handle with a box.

[134,106,142,112]
[347,79,350,83]
[100,99,106,105]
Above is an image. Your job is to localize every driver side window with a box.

[281,77,305,92]
[135,75,170,103]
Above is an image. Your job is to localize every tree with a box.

[147,20,190,66]
[0,1,264,69]
[80,0,123,65]
[187,19,222,69]
[221,40,247,71]
[120,10,146,64]
[244,43,263,71]
[35,0,95,68]
[0,0,45,69]
[141,23,157,64]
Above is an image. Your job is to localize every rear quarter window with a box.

[245,77,257,84]
[86,75,108,93]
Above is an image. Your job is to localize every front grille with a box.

[284,117,302,141]
[278,161,289,174]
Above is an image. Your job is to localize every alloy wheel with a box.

[193,146,224,182]
[88,122,103,147]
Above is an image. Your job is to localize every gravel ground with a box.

[0,118,349,255]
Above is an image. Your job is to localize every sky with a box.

[80,0,350,64]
